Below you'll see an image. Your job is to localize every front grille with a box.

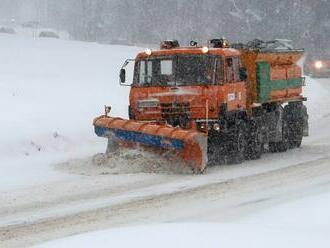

[160,102,190,117]
[160,102,191,128]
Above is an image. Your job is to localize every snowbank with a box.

[0,33,141,189]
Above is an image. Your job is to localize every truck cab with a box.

[121,40,246,132]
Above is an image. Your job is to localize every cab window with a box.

[233,57,240,82]
[226,57,240,83]
[215,57,224,84]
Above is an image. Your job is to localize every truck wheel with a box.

[269,118,289,153]
[285,102,304,149]
[289,123,303,148]
[227,122,247,164]
[245,121,263,160]
[207,131,226,165]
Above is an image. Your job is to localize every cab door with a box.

[224,57,246,111]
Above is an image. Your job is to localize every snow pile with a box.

[0,33,141,189]
[56,149,194,175]
[0,33,139,157]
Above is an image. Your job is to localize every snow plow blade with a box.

[93,116,208,173]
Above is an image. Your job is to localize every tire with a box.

[269,118,289,153]
[207,131,226,165]
[245,120,263,160]
[268,142,278,153]
[285,102,304,149]
[227,122,247,164]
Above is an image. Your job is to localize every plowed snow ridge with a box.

[57,149,194,175]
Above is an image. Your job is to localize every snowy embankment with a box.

[0,33,140,189]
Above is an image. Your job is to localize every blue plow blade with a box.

[94,126,185,150]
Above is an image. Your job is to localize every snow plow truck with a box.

[94,39,308,173]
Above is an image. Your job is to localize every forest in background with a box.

[0,0,329,51]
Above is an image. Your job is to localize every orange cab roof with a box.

[136,47,240,59]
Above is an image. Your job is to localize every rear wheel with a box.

[285,102,304,149]
[245,120,263,160]
[269,118,289,153]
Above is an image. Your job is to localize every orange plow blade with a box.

[93,116,208,173]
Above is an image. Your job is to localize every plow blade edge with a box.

[93,116,208,173]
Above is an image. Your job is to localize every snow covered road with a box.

[2,154,330,247]
[1,34,330,247]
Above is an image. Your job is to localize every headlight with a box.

[201,46,209,54]
[213,123,220,131]
[314,61,323,69]
[145,49,152,56]
[200,123,206,129]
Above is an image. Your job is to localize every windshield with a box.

[135,55,223,86]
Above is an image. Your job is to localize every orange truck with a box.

[94,39,308,173]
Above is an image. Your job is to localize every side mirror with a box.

[239,67,247,81]
[120,68,126,84]
[119,59,134,86]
